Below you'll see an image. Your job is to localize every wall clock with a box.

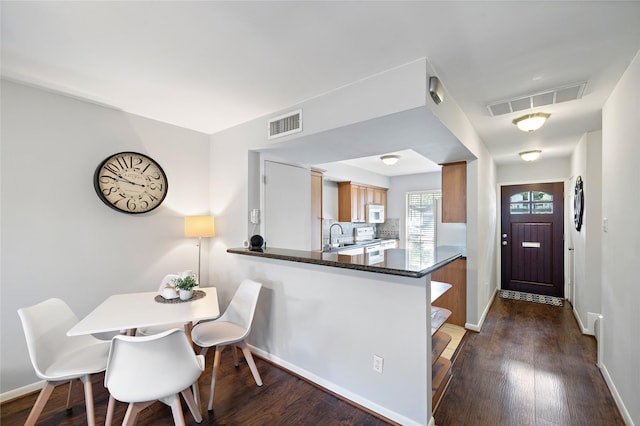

[94,152,168,214]
[574,176,584,231]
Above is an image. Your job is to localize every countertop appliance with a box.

[365,204,385,224]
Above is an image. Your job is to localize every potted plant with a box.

[173,274,198,300]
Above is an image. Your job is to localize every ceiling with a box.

[2,1,639,174]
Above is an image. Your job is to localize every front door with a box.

[501,182,564,297]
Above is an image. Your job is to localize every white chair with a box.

[191,279,263,411]
[135,273,181,336]
[17,298,110,426]
[104,328,205,425]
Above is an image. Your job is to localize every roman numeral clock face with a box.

[94,152,168,214]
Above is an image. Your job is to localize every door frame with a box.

[495,178,572,300]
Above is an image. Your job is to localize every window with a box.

[406,191,441,267]
[509,191,553,214]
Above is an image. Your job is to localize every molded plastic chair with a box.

[104,328,205,425]
[191,279,263,411]
[17,298,110,426]
[135,273,181,336]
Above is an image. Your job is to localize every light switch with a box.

[603,217,608,233]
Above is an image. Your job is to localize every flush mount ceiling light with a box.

[519,150,542,162]
[380,155,400,165]
[512,113,550,132]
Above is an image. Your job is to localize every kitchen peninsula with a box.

[227,244,465,425]
[227,246,463,278]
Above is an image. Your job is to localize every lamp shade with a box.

[512,113,550,132]
[184,216,215,238]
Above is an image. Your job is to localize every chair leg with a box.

[24,381,56,426]
[123,401,153,426]
[207,346,224,411]
[79,374,96,426]
[105,395,116,426]
[181,387,202,423]
[166,395,186,426]
[65,379,73,409]
[231,345,239,367]
[192,382,201,413]
[238,341,263,386]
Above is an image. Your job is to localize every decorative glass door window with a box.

[509,191,553,214]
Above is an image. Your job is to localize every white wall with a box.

[0,80,211,394]
[423,58,498,330]
[207,60,441,424]
[238,256,431,425]
[316,162,391,189]
[497,157,570,184]
[569,132,602,334]
[600,50,640,425]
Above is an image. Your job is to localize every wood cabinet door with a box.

[442,161,466,223]
[338,182,353,222]
[357,186,367,221]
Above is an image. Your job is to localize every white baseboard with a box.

[0,380,44,403]
[571,306,596,336]
[249,344,425,426]
[465,287,498,332]
[429,415,436,426]
[599,363,634,425]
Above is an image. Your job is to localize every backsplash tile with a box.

[322,218,399,247]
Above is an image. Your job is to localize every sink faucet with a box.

[329,223,343,247]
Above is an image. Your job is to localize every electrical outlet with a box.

[373,355,383,374]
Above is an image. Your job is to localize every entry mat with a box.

[499,289,564,307]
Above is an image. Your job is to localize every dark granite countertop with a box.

[227,245,464,278]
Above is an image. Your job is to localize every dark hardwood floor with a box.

[1,296,623,425]
[435,296,624,426]
[0,347,392,426]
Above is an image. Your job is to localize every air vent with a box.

[268,109,302,139]
[487,82,587,117]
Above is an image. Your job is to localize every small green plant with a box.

[173,274,198,291]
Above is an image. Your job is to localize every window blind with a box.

[406,191,441,267]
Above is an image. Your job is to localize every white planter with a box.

[179,289,193,300]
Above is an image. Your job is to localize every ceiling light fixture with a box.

[380,155,400,165]
[519,150,542,162]
[512,112,550,132]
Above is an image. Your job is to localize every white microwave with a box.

[366,204,385,223]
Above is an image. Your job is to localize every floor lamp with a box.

[184,215,215,285]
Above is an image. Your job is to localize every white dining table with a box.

[67,287,220,336]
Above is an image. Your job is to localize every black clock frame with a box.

[574,176,584,231]
[93,151,168,214]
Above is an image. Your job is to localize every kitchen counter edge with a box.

[227,246,463,278]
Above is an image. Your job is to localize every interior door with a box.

[501,182,564,297]
[264,161,311,250]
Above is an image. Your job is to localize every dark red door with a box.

[501,183,564,297]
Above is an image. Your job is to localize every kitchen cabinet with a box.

[338,182,387,222]
[431,258,467,327]
[311,170,323,251]
[441,161,466,223]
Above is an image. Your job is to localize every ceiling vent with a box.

[268,109,302,139]
[487,82,587,117]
